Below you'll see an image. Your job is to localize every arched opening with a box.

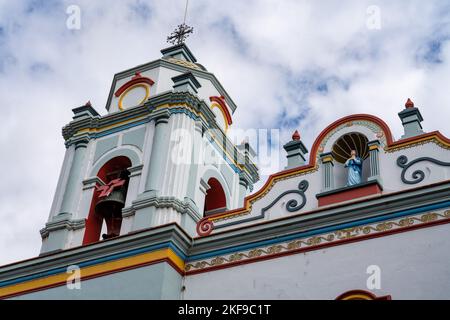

[336,290,391,300]
[83,156,131,245]
[332,132,370,188]
[204,178,227,216]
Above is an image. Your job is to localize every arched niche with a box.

[83,156,132,245]
[200,167,231,216]
[204,178,227,216]
[332,132,371,188]
[90,147,142,178]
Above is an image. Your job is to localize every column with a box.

[59,137,89,216]
[320,152,334,192]
[367,140,382,183]
[143,111,171,196]
[185,120,204,205]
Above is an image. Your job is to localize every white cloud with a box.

[0,0,449,265]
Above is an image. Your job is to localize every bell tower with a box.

[40,43,259,254]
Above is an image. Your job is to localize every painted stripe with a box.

[0,248,183,299]
[74,106,245,175]
[187,200,450,261]
[0,242,185,289]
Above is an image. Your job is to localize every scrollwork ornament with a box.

[262,180,309,215]
[397,155,450,185]
[197,218,214,236]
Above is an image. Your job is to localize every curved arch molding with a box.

[114,73,155,98]
[196,114,450,237]
[209,96,232,126]
[90,148,142,177]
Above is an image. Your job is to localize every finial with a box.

[85,100,92,107]
[405,98,415,109]
[166,0,193,45]
[132,72,142,79]
[292,130,301,141]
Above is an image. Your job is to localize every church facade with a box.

[1,44,450,300]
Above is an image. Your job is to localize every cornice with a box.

[62,91,259,182]
[105,58,238,113]
[130,195,203,222]
[1,223,191,282]
[40,218,86,239]
[192,180,450,253]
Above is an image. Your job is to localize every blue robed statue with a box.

[345,150,362,186]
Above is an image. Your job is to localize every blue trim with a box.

[0,242,186,288]
[187,200,450,261]
[79,107,242,174]
[2,201,449,288]
[93,119,150,139]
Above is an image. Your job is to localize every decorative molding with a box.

[131,195,202,222]
[210,96,233,126]
[114,72,154,98]
[118,83,150,111]
[263,180,309,213]
[195,114,450,237]
[397,155,450,185]
[316,180,383,207]
[62,91,258,182]
[188,209,450,273]
[105,58,238,113]
[197,181,309,236]
[40,218,86,239]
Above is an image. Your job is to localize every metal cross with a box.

[166,0,193,45]
[96,178,126,198]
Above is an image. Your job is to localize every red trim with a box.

[336,290,392,300]
[196,113,450,235]
[317,183,383,207]
[210,96,233,125]
[187,216,450,275]
[0,222,192,269]
[114,73,154,98]
[0,258,183,300]
[196,179,450,239]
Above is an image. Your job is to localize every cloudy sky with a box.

[0,0,449,265]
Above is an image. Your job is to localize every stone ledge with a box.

[316,180,383,207]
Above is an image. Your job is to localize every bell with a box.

[95,188,126,240]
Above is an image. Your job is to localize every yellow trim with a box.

[118,84,150,111]
[340,294,374,300]
[208,133,450,223]
[74,103,249,172]
[322,156,333,163]
[386,135,450,152]
[0,248,183,299]
[74,114,148,136]
[211,103,229,132]
[369,145,379,151]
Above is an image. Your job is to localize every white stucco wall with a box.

[184,223,450,300]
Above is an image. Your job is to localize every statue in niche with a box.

[345,150,362,186]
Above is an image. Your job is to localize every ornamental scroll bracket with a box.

[196,180,309,237]
[261,180,309,213]
[397,155,450,185]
